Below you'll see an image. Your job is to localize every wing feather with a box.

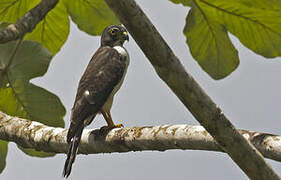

[67,46,126,142]
[64,46,126,177]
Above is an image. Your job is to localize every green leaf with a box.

[0,22,10,29]
[235,0,281,11]
[24,0,70,55]
[169,0,192,7]
[0,40,66,157]
[0,140,8,173]
[195,0,281,58]
[0,0,30,22]
[64,0,119,35]
[0,40,65,126]
[184,1,239,79]
[183,0,281,79]
[170,0,281,9]
[0,0,70,55]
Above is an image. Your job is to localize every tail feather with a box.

[63,126,84,178]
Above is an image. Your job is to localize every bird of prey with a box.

[63,25,129,178]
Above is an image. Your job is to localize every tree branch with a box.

[104,0,280,179]
[0,112,281,163]
[0,0,58,43]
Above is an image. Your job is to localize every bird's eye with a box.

[109,28,119,36]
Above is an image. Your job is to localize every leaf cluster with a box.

[172,0,281,79]
[0,0,118,173]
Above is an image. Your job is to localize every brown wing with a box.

[67,46,126,142]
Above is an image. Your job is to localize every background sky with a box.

[1,0,281,179]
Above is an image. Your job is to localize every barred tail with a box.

[63,125,84,178]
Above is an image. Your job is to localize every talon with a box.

[99,123,123,133]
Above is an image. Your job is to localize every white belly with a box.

[102,46,129,112]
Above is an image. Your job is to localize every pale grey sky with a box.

[1,0,281,179]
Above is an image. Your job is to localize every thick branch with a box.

[104,0,280,179]
[0,112,281,163]
[0,0,58,43]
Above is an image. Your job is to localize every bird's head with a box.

[101,25,129,47]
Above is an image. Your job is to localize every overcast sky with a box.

[2,0,281,179]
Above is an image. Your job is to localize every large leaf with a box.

[170,0,281,79]
[0,40,66,158]
[0,40,65,126]
[0,140,8,173]
[0,0,70,55]
[0,0,29,22]
[64,0,119,35]
[0,22,10,29]
[184,1,239,79]
[197,0,281,58]
[235,0,281,10]
[24,0,70,55]
[170,0,281,10]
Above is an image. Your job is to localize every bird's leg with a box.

[106,111,123,128]
[101,110,114,127]
[100,110,123,131]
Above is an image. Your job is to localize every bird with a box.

[63,25,130,178]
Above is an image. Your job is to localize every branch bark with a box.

[1,112,281,162]
[0,0,58,43]
[104,0,281,179]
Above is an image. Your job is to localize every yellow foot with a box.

[114,123,124,128]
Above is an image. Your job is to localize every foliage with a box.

[184,3,239,79]
[64,0,119,35]
[0,140,8,173]
[0,0,119,172]
[0,40,66,162]
[0,0,280,175]
[0,0,70,55]
[0,42,65,127]
[24,0,70,55]
[170,0,281,79]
